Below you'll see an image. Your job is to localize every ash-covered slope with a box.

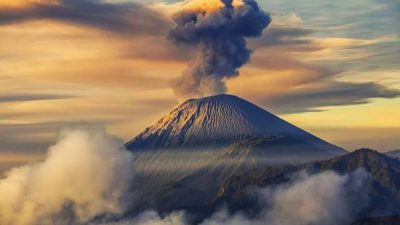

[126,94,345,156]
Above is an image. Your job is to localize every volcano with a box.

[123,95,400,223]
[126,94,346,159]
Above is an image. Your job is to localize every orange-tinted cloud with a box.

[0,0,171,35]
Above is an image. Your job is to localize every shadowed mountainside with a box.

[124,149,400,225]
[216,149,400,219]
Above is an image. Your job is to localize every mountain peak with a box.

[184,94,241,102]
[347,148,391,161]
[307,148,400,175]
[182,94,254,107]
[126,95,346,156]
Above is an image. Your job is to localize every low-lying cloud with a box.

[95,170,369,225]
[0,128,135,225]
[199,170,368,225]
[261,170,368,225]
[0,127,369,225]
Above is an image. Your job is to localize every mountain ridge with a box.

[124,148,400,224]
[215,148,400,218]
[386,149,400,160]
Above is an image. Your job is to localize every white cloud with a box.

[200,170,368,225]
[103,170,368,225]
[0,128,135,225]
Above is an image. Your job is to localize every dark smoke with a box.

[168,0,271,98]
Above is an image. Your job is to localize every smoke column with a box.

[168,0,271,99]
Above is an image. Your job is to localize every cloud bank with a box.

[97,170,369,225]
[200,170,368,225]
[264,81,400,114]
[168,0,271,99]
[0,0,170,36]
[0,128,135,225]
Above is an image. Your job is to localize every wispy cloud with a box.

[264,82,400,113]
[0,94,73,103]
[0,0,171,35]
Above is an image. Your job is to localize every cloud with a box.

[249,12,317,51]
[264,81,400,113]
[230,10,400,114]
[0,122,107,155]
[0,128,135,225]
[121,37,194,62]
[251,27,317,52]
[0,93,73,103]
[101,169,368,225]
[259,170,368,225]
[230,37,400,113]
[306,127,400,152]
[168,0,271,99]
[0,0,171,36]
[0,93,178,164]
[197,170,368,225]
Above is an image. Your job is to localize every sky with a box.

[0,0,399,170]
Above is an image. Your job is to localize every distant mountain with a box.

[125,149,400,224]
[216,149,400,218]
[126,94,346,159]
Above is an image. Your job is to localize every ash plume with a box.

[168,0,271,99]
